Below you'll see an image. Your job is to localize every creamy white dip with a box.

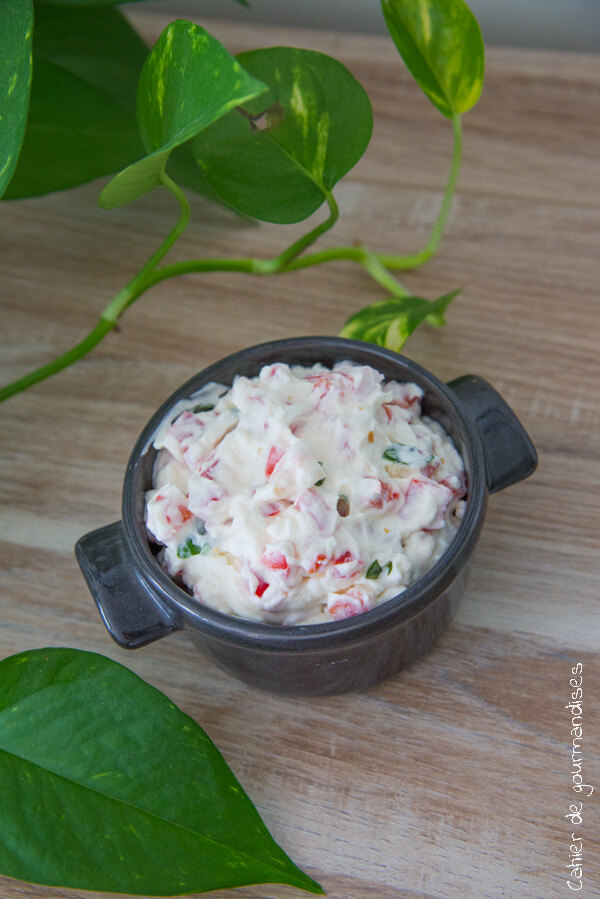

[145,362,466,625]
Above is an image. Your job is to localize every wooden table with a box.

[1,13,599,899]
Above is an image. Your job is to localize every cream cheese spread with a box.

[145,362,467,625]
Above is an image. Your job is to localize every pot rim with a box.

[122,337,486,649]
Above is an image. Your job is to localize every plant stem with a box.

[104,170,191,321]
[280,114,463,273]
[272,191,339,268]
[411,113,463,264]
[0,319,116,402]
[0,118,462,402]
[0,171,191,403]
[355,250,410,297]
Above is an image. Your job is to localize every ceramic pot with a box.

[76,337,537,695]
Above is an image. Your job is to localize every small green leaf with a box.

[192,403,215,413]
[177,537,201,558]
[366,560,383,579]
[385,561,393,575]
[383,443,423,464]
[177,536,211,559]
[0,648,323,896]
[314,477,326,487]
[99,20,268,209]
[4,5,147,199]
[192,46,373,223]
[0,0,33,198]
[382,0,484,118]
[340,289,461,352]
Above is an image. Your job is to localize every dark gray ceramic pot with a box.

[76,337,537,695]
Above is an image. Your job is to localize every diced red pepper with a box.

[199,457,219,480]
[334,550,353,565]
[178,505,193,523]
[329,588,372,621]
[309,553,328,574]
[255,579,269,599]
[369,481,400,508]
[261,550,288,571]
[265,445,285,477]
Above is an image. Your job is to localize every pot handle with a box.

[447,375,538,494]
[76,521,180,649]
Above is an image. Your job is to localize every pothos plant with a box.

[0,0,484,404]
[0,1,485,895]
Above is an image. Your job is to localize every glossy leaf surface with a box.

[0,648,323,896]
[99,20,267,209]
[382,0,484,118]
[4,4,146,199]
[192,46,373,223]
[0,0,33,197]
[340,289,461,351]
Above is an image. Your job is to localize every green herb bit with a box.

[385,561,393,575]
[425,454,436,464]
[383,443,423,465]
[366,559,383,579]
[177,537,209,559]
[196,522,207,535]
[314,477,326,487]
[192,403,215,414]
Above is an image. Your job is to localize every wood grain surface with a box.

[1,14,599,899]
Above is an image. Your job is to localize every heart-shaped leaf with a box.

[99,20,268,209]
[0,648,323,896]
[340,289,461,351]
[0,0,33,198]
[3,4,147,199]
[381,0,484,118]
[191,46,373,223]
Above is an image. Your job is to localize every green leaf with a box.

[381,0,484,118]
[4,5,147,199]
[167,141,238,209]
[99,20,268,209]
[192,402,215,413]
[177,536,211,558]
[177,536,202,558]
[366,560,383,579]
[0,648,323,896]
[0,0,33,197]
[191,46,373,223]
[383,443,424,464]
[340,288,461,352]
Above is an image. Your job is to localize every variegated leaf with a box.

[340,289,461,351]
[0,648,323,895]
[0,0,33,197]
[99,20,268,209]
[382,0,484,118]
[191,47,373,223]
[5,4,146,200]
